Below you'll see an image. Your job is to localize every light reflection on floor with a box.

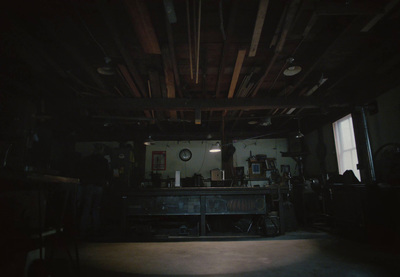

[73,233,398,276]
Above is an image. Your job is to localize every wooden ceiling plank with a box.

[186,0,194,80]
[212,0,239,120]
[195,0,202,84]
[249,0,270,57]
[39,18,109,95]
[315,2,387,16]
[225,0,298,130]
[277,18,357,97]
[99,1,148,98]
[165,16,183,97]
[123,0,161,54]
[118,64,152,118]
[215,0,240,98]
[270,4,289,48]
[302,13,318,38]
[162,46,177,119]
[148,71,162,98]
[275,0,302,53]
[118,64,142,98]
[228,50,246,98]
[251,0,300,98]
[360,0,400,32]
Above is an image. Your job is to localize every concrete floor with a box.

[55,231,400,277]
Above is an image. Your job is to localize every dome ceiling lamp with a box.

[283,57,302,77]
[144,136,155,146]
[295,118,304,139]
[209,142,221,153]
[97,56,115,76]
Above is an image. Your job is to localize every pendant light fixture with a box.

[97,56,115,76]
[209,142,221,153]
[295,118,304,139]
[144,136,155,146]
[283,57,302,77]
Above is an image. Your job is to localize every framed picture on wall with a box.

[251,163,261,175]
[152,151,166,171]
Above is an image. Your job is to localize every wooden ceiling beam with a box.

[123,0,161,54]
[118,64,142,98]
[39,18,110,95]
[162,45,178,119]
[165,16,183,97]
[249,0,270,57]
[277,17,358,98]
[250,0,301,98]
[99,0,148,98]
[315,2,386,16]
[227,50,247,99]
[360,0,400,32]
[223,49,246,116]
[215,0,239,98]
[79,97,349,112]
[149,70,168,129]
[118,64,152,118]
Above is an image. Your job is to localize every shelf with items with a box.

[247,155,279,182]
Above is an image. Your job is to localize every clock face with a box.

[179,148,192,161]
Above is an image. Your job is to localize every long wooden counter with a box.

[122,186,286,236]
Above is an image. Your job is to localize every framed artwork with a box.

[251,163,261,175]
[152,151,166,171]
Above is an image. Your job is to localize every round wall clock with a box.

[179,148,192,161]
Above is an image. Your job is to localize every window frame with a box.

[333,114,360,181]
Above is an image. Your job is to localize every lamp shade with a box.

[283,66,302,76]
[144,136,155,146]
[209,142,221,153]
[295,130,304,139]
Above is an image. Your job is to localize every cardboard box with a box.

[211,169,225,181]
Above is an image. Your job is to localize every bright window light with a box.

[333,114,361,181]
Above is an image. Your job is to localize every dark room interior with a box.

[0,0,399,276]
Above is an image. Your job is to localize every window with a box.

[333,114,360,181]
